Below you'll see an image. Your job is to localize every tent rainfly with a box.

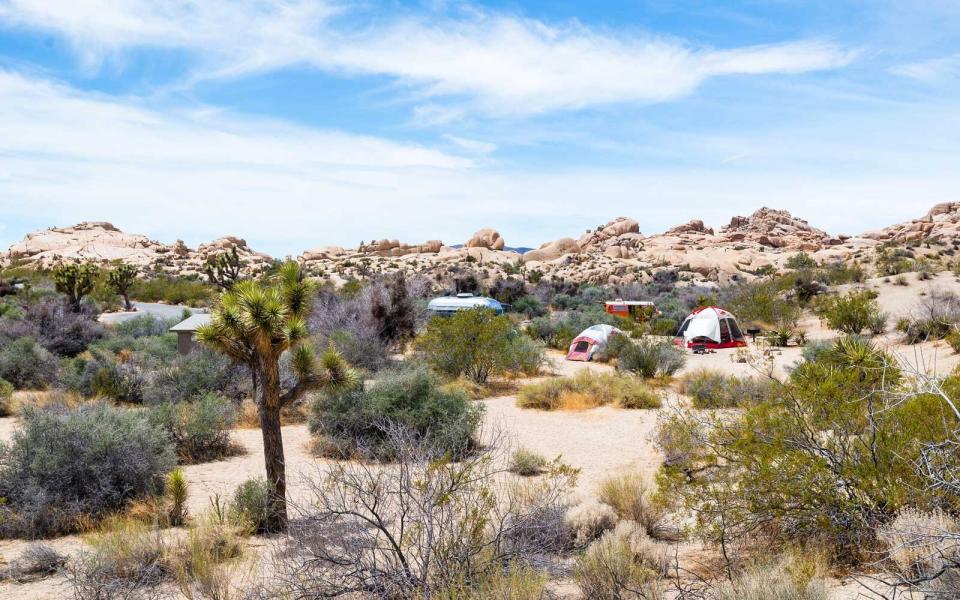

[566,324,622,362]
[674,306,747,349]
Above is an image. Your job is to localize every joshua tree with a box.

[107,264,137,311]
[197,261,356,531]
[52,262,99,312]
[205,246,244,290]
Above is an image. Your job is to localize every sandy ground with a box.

[2,272,958,598]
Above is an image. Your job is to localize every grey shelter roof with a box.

[169,313,212,332]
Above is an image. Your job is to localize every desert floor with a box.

[2,271,959,599]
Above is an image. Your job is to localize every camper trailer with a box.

[427,293,505,317]
[604,299,659,322]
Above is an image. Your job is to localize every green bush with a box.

[417,308,516,383]
[0,337,58,389]
[149,393,237,464]
[785,253,818,271]
[947,330,960,353]
[0,377,12,416]
[309,363,484,460]
[230,478,272,535]
[574,521,669,599]
[517,371,661,411]
[130,277,213,307]
[680,369,772,409]
[0,403,175,538]
[814,290,885,335]
[615,338,685,379]
[656,337,959,563]
[509,447,548,476]
[500,334,546,377]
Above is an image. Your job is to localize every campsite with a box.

[1,252,959,599]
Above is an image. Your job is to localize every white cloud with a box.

[0,1,854,115]
[443,135,497,154]
[891,54,960,83]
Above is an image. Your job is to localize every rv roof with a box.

[605,300,655,306]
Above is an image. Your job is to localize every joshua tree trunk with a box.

[122,292,132,311]
[255,360,288,532]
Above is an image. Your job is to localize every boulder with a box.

[466,228,505,250]
[522,238,581,263]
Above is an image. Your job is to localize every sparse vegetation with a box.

[148,392,238,464]
[680,369,773,409]
[509,447,549,476]
[615,337,685,379]
[814,290,885,335]
[517,371,661,411]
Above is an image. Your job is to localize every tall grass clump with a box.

[517,371,661,411]
[574,521,669,600]
[0,403,175,538]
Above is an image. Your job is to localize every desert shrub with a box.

[656,337,958,563]
[814,290,884,335]
[500,334,546,376]
[722,280,802,332]
[0,403,175,538]
[947,330,960,353]
[323,328,388,372]
[785,253,818,271]
[149,393,237,464]
[0,377,12,416]
[511,295,547,318]
[131,277,213,306]
[517,371,661,411]
[489,277,528,305]
[680,369,772,409]
[565,502,618,548]
[574,521,668,600]
[509,447,548,476]
[616,338,685,379]
[0,337,58,389]
[229,478,272,535]
[0,543,67,582]
[0,297,105,356]
[112,314,179,338]
[902,289,960,343]
[309,363,484,460]
[262,428,575,599]
[417,307,516,383]
[712,556,828,600]
[649,318,678,337]
[878,508,960,596]
[142,348,247,404]
[598,472,670,540]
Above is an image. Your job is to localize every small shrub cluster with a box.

[130,277,214,306]
[900,289,960,344]
[0,403,175,538]
[0,377,13,416]
[574,521,670,600]
[814,290,886,335]
[517,371,662,411]
[148,393,238,464]
[0,337,59,389]
[615,337,685,379]
[418,308,543,383]
[598,472,671,540]
[509,447,549,476]
[680,369,773,409]
[309,363,484,460]
[713,555,828,600]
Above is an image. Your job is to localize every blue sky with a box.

[0,0,956,257]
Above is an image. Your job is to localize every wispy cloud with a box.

[0,1,855,116]
[890,53,960,83]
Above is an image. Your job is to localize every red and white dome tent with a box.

[566,324,622,362]
[674,306,747,349]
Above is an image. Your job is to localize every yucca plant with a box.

[197,261,356,531]
[167,469,189,527]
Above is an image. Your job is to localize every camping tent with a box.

[566,324,622,361]
[674,306,747,349]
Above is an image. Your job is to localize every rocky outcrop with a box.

[719,207,831,251]
[522,238,581,263]
[863,202,960,243]
[356,239,444,257]
[4,222,271,276]
[665,219,714,236]
[465,228,505,250]
[576,217,643,258]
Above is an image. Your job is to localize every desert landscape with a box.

[0,204,959,599]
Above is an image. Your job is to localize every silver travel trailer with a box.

[426,293,505,317]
